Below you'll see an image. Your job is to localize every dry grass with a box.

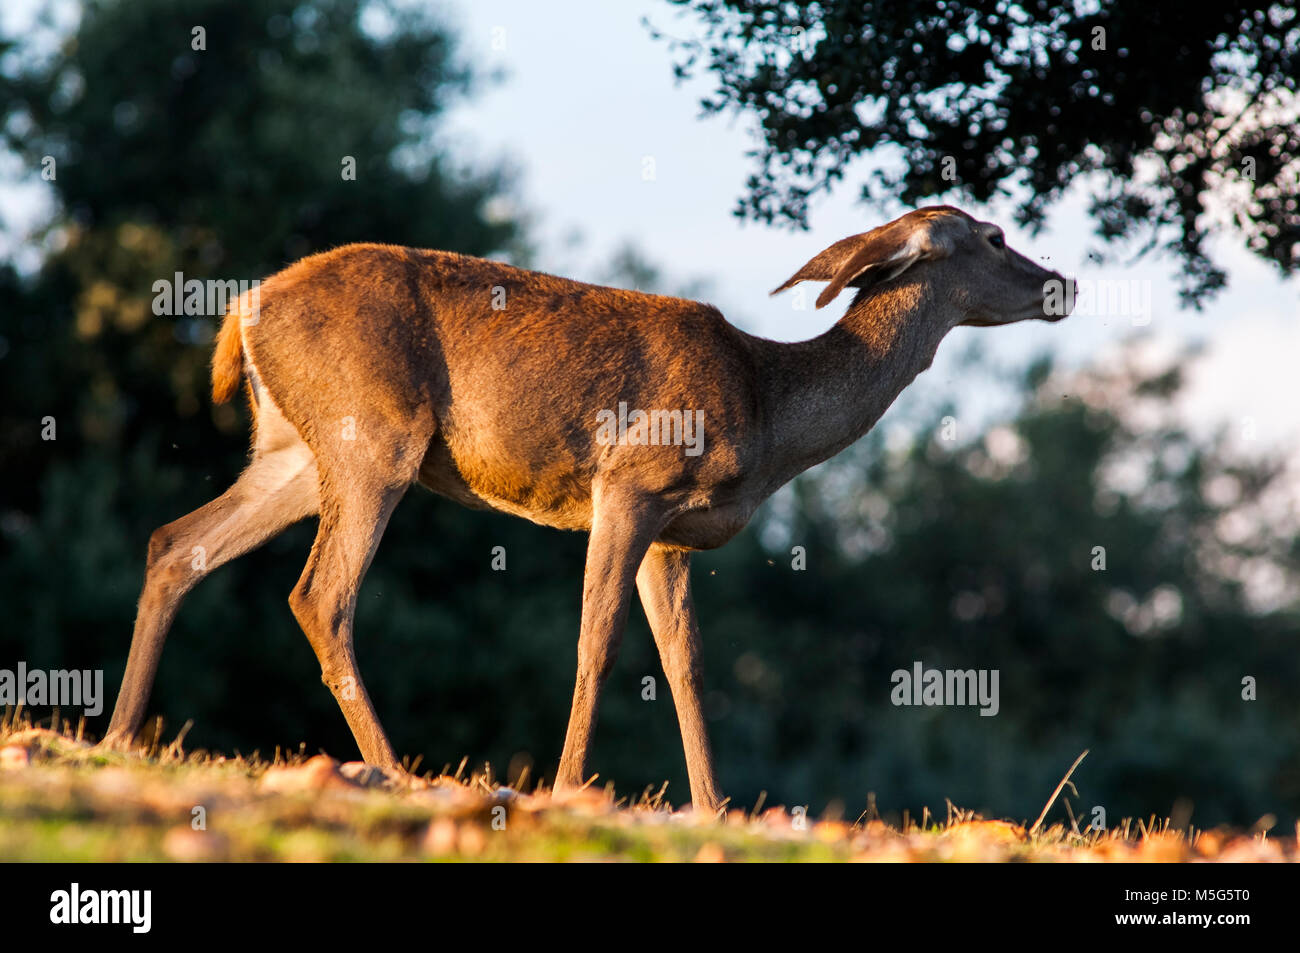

[0,712,1293,862]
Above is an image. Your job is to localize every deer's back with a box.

[243,244,765,538]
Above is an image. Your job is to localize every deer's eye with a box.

[988,232,1005,250]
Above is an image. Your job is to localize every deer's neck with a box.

[756,281,954,483]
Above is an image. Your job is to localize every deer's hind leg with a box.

[105,403,320,747]
[285,410,436,769]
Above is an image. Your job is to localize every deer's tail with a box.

[211,288,255,404]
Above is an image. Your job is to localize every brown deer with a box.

[103,205,1073,811]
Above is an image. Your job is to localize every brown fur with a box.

[104,207,1071,812]
[210,299,245,405]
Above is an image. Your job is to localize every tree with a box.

[653,1,1299,305]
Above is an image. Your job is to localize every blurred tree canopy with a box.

[0,0,1297,830]
[653,1,1300,305]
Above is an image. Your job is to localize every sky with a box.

[3,0,1297,454]
[433,0,1299,454]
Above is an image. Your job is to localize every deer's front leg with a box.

[554,487,660,795]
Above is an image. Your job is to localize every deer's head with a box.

[771,206,1074,327]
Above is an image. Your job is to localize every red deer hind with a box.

[104,206,1073,811]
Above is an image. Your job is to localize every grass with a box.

[0,713,1294,862]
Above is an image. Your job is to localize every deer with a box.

[103,205,1073,812]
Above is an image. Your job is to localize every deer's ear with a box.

[770,223,939,309]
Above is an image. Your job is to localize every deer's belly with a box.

[416,435,595,531]
[417,430,758,548]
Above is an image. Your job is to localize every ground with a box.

[0,719,1293,862]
